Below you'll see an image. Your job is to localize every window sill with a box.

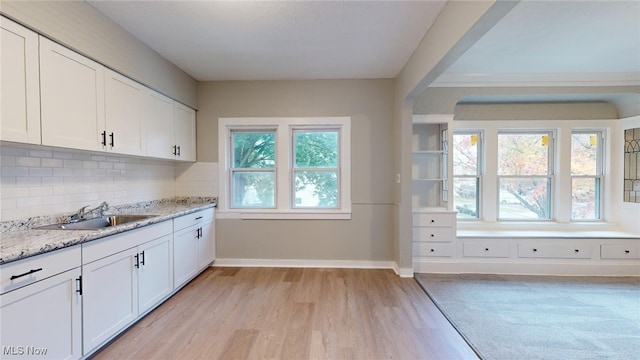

[216,211,352,220]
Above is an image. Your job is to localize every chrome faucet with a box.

[71,201,109,222]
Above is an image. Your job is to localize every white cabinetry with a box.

[39,36,105,152]
[0,246,82,360]
[145,98,196,161]
[144,90,175,159]
[81,222,173,355]
[0,17,41,144]
[173,209,215,288]
[174,102,197,161]
[412,115,456,270]
[104,69,145,156]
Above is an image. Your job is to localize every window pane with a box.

[232,171,275,208]
[571,133,598,175]
[233,132,275,168]
[454,178,478,219]
[294,131,338,168]
[498,133,549,175]
[498,178,550,219]
[572,178,600,220]
[453,134,478,175]
[294,170,338,208]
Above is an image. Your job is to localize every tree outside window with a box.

[293,130,340,208]
[571,131,603,220]
[231,131,276,208]
[453,132,481,219]
[497,132,554,220]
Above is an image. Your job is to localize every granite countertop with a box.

[0,197,216,265]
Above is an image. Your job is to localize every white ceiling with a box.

[432,0,640,87]
[87,0,446,81]
[87,0,639,87]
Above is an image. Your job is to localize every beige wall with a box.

[1,1,197,107]
[197,80,396,262]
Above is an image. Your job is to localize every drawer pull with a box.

[10,268,43,280]
[430,219,435,223]
[484,248,489,252]
[532,248,538,252]
[625,250,630,254]
[574,249,580,253]
[430,234,435,238]
[195,216,203,220]
[430,248,435,252]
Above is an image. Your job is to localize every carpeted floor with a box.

[414,273,640,360]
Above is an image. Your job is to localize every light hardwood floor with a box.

[93,268,478,359]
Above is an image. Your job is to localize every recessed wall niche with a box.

[624,127,640,203]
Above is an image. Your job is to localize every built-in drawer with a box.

[600,244,640,259]
[1,245,81,294]
[518,243,592,259]
[82,221,172,264]
[412,227,455,242]
[174,208,215,232]
[413,242,453,257]
[412,213,455,227]
[463,242,509,258]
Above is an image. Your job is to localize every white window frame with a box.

[218,117,351,220]
[570,129,605,221]
[496,130,555,221]
[453,130,483,220]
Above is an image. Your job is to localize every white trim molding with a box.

[430,72,640,88]
[213,258,395,271]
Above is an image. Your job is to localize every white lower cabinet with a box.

[0,247,82,360]
[173,209,216,289]
[81,222,173,356]
[82,247,139,353]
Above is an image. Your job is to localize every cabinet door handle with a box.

[10,268,43,280]
[172,145,177,155]
[101,131,107,146]
[177,145,181,156]
[109,132,115,147]
[76,275,83,295]
[140,251,145,266]
[134,254,140,268]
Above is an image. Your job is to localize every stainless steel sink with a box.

[35,215,158,230]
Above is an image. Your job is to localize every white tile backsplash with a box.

[175,162,219,197]
[0,144,179,221]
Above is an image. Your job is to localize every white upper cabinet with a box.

[40,36,106,152]
[144,92,196,162]
[0,17,41,144]
[144,89,174,159]
[105,69,145,156]
[174,102,196,161]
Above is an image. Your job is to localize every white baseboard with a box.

[392,262,414,278]
[213,258,396,270]
[413,258,640,276]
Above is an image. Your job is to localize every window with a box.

[230,130,276,208]
[497,131,554,220]
[571,131,604,220]
[453,131,482,219]
[219,117,351,219]
[293,129,340,208]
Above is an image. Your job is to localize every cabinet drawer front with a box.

[518,244,592,259]
[1,245,81,294]
[601,244,640,259]
[413,227,454,242]
[412,213,454,227]
[174,208,215,231]
[463,243,509,258]
[83,221,172,264]
[413,242,453,257]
